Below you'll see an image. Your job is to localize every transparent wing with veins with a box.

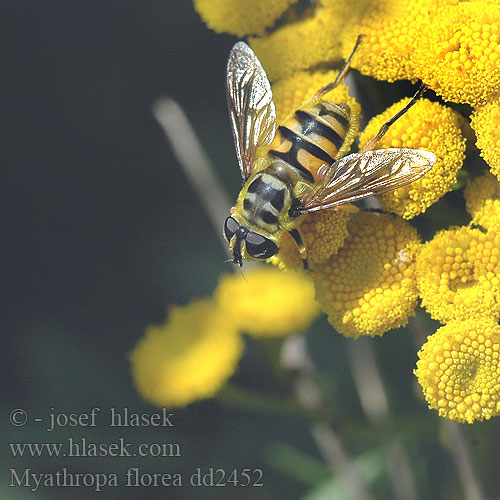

[226,42,276,181]
[301,148,436,212]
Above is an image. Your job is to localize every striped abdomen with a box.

[268,101,351,183]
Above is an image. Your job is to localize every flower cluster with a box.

[187,0,500,422]
[131,267,319,407]
[414,222,500,422]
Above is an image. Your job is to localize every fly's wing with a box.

[226,42,276,181]
[301,148,436,212]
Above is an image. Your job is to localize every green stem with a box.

[217,382,318,422]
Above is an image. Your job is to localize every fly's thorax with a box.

[268,100,352,183]
[235,162,297,234]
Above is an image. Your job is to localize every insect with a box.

[223,36,436,267]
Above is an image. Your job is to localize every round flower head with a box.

[415,317,500,423]
[193,0,298,37]
[130,299,243,407]
[340,0,441,82]
[416,226,500,323]
[270,207,355,271]
[465,172,500,233]
[358,98,466,219]
[249,4,354,81]
[313,213,421,338]
[214,266,320,337]
[470,95,500,178]
[412,2,500,105]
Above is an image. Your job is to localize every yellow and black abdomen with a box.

[268,101,351,183]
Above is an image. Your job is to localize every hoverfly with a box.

[223,36,436,267]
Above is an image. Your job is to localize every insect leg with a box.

[312,34,363,100]
[288,228,309,270]
[360,83,427,153]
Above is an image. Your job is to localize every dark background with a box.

[2,2,500,500]
[3,2,328,499]
[2,1,262,499]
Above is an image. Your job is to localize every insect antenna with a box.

[237,266,249,284]
[312,34,363,100]
[360,83,428,153]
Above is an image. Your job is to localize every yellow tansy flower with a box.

[249,5,353,81]
[130,299,243,407]
[313,213,421,338]
[470,95,500,178]
[465,172,500,233]
[193,0,298,37]
[415,317,500,423]
[340,0,440,82]
[358,98,466,219]
[270,207,354,271]
[416,226,500,323]
[215,267,320,337]
[412,2,500,105]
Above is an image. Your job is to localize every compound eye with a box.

[245,231,278,259]
[224,216,240,242]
